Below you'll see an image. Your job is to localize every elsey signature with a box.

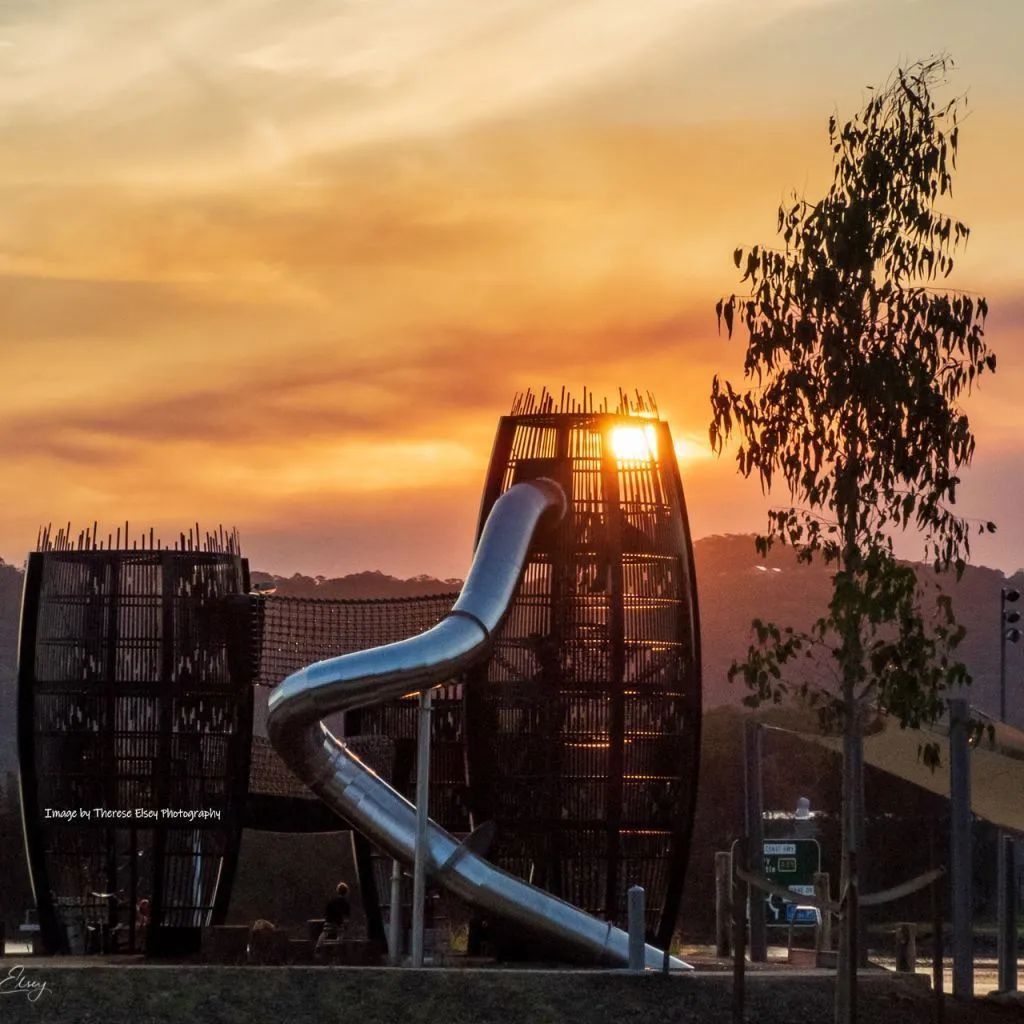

[0,964,50,1002]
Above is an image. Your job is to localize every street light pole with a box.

[997,586,1020,993]
[1000,587,1020,724]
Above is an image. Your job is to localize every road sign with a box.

[785,904,820,926]
[763,839,821,926]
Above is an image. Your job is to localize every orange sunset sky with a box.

[2,0,1022,580]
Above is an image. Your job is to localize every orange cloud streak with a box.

[2,73,1023,576]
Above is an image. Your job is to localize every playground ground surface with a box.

[1,944,1023,1024]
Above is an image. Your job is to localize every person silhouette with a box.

[135,898,150,951]
[316,882,351,949]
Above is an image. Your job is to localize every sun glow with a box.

[610,425,658,461]
[673,436,713,463]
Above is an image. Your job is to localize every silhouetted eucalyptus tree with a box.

[710,55,993,1024]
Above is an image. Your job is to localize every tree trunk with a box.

[835,477,863,1024]
[835,720,852,1023]
[836,724,863,1024]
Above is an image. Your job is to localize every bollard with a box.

[627,885,645,974]
[895,922,917,973]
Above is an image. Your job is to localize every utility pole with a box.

[744,719,766,962]
[997,587,1020,992]
[948,698,973,1001]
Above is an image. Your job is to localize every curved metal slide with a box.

[267,479,689,970]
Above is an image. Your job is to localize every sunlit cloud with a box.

[0,0,853,182]
[1,0,1022,577]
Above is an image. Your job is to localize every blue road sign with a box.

[786,904,819,925]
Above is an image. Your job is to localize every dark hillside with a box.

[1,538,1019,771]
[694,535,1023,726]
[249,569,462,600]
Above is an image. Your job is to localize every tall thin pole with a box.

[997,588,1018,992]
[388,860,403,966]
[743,719,766,962]
[732,837,747,1024]
[1000,590,1008,724]
[997,833,1018,993]
[948,698,973,1001]
[411,687,433,967]
[930,824,945,1024]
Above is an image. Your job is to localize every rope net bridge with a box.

[249,592,458,804]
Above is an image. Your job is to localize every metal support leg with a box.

[388,860,403,966]
[411,687,433,967]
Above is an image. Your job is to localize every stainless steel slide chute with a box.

[267,479,689,970]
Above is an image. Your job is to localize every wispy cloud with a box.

[0,0,851,181]
[2,0,1023,576]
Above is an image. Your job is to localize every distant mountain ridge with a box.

[249,569,462,600]
[1,538,1022,771]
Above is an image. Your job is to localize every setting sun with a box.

[610,425,658,461]
[0,3,1021,581]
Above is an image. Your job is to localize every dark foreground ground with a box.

[1,963,1022,1024]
